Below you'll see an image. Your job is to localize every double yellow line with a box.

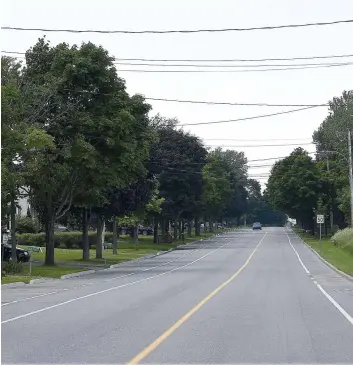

[127,232,267,364]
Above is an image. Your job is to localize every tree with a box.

[266,148,321,232]
[148,121,207,239]
[1,56,54,261]
[21,39,153,264]
[313,90,353,226]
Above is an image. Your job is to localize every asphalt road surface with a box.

[2,227,353,364]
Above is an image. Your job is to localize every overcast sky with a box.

[2,0,353,188]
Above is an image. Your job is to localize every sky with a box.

[2,0,353,189]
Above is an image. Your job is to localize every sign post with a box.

[317,214,324,254]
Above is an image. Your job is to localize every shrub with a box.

[17,231,115,249]
[331,228,353,254]
[2,261,23,274]
[17,233,46,247]
[16,216,41,234]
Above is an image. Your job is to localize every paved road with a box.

[2,227,353,363]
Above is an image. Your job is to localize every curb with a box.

[3,230,233,284]
[60,269,96,280]
[292,230,353,283]
[1,281,27,288]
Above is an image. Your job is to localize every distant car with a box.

[1,243,31,263]
[119,226,154,236]
[252,222,262,230]
[138,226,154,236]
[54,224,69,232]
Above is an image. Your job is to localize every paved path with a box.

[2,227,353,363]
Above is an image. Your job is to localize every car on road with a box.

[1,243,31,263]
[252,222,262,230]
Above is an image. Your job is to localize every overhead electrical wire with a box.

[145,97,327,107]
[179,106,318,126]
[205,142,314,148]
[2,19,352,34]
[113,62,353,73]
[3,50,353,63]
[203,138,312,141]
[113,61,352,68]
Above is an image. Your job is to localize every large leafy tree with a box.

[148,121,207,238]
[21,39,153,264]
[266,148,321,231]
[1,56,54,260]
[313,90,353,226]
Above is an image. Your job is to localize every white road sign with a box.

[317,215,324,224]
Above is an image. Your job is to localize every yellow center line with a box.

[126,232,267,364]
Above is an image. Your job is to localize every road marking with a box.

[1,242,228,324]
[126,232,267,365]
[286,231,353,326]
[2,242,223,307]
[1,289,69,307]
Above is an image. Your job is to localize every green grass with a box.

[1,265,86,285]
[296,230,353,276]
[18,230,228,267]
[1,276,32,284]
[2,229,232,284]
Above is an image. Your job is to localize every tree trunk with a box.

[96,216,104,259]
[160,219,165,236]
[10,195,17,262]
[209,220,214,233]
[153,217,158,244]
[173,222,178,241]
[195,217,200,236]
[133,225,139,250]
[44,192,55,266]
[112,216,118,255]
[82,208,89,260]
[178,220,182,240]
[187,220,192,237]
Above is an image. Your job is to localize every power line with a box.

[203,138,312,141]
[247,152,316,162]
[146,97,327,107]
[205,142,314,148]
[114,62,353,73]
[113,61,353,68]
[2,19,352,34]
[180,106,318,126]
[3,50,353,62]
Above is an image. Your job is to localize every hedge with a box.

[331,228,353,254]
[17,232,114,249]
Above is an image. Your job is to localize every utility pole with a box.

[348,129,353,227]
[326,156,334,233]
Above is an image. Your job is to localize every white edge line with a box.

[2,242,219,307]
[285,230,353,326]
[1,242,228,324]
[1,289,69,307]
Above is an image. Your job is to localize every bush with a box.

[2,261,23,274]
[17,233,46,247]
[16,216,41,234]
[331,228,353,254]
[17,231,115,249]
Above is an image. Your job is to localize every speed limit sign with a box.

[317,214,324,224]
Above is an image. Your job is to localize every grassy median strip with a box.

[296,230,353,276]
[1,266,86,285]
[2,230,226,285]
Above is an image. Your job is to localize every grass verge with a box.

[19,230,225,266]
[3,229,232,285]
[295,230,353,277]
[1,265,86,285]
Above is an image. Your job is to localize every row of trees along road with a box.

[2,38,285,265]
[266,90,353,234]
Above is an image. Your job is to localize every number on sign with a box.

[317,215,324,224]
